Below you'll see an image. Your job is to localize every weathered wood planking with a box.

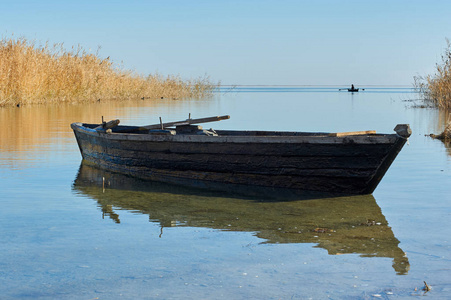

[72,121,411,195]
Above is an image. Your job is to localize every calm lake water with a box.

[1,87,450,299]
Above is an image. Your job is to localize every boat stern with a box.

[394,124,412,139]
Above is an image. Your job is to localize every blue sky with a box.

[1,0,450,85]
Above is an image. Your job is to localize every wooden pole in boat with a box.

[143,115,230,130]
[110,115,231,133]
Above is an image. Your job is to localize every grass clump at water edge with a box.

[0,37,217,107]
[414,39,451,110]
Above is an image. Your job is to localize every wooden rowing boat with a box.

[348,88,359,92]
[71,115,411,195]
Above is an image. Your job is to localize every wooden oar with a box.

[143,115,230,130]
[107,115,230,133]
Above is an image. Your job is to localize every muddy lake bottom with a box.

[0,87,450,299]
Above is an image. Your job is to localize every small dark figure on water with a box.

[351,84,355,90]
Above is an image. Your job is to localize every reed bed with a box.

[0,37,217,107]
[430,120,451,140]
[414,39,451,110]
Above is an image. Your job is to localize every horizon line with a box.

[219,84,413,87]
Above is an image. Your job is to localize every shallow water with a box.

[1,87,450,299]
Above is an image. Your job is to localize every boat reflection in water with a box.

[72,162,410,275]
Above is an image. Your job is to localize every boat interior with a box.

[80,123,381,138]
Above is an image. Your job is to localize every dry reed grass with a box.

[414,39,451,110]
[430,120,451,140]
[0,37,217,107]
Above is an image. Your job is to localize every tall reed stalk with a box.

[0,37,217,107]
[414,39,451,110]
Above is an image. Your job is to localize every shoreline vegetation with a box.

[430,121,451,140]
[414,39,451,140]
[414,39,451,110]
[0,37,218,107]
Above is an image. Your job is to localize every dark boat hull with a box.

[348,88,359,92]
[71,123,410,195]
